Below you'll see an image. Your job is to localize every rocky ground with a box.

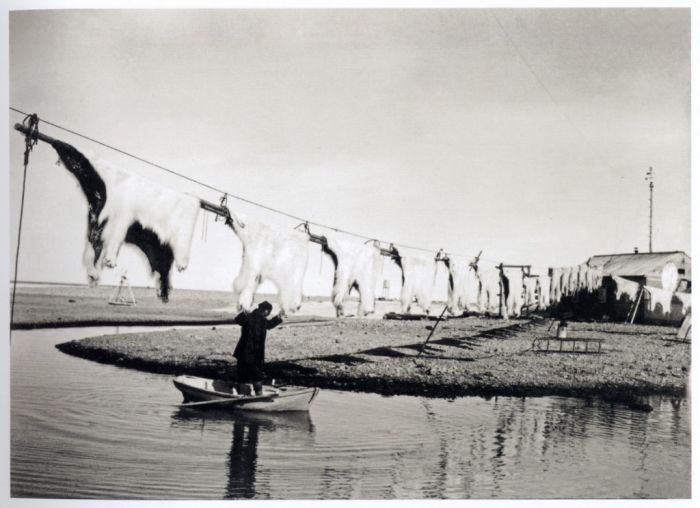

[56,315,690,401]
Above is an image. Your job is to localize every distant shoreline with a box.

[8,285,420,329]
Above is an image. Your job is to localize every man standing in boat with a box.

[232,301,283,396]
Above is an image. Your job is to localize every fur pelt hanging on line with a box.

[439,254,480,316]
[523,275,540,311]
[537,271,551,310]
[501,267,525,318]
[321,233,382,317]
[390,246,442,314]
[472,263,503,317]
[51,139,200,301]
[226,213,310,316]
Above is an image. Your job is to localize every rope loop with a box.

[22,113,40,166]
[11,113,39,337]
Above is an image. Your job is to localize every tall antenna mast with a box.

[645,166,654,253]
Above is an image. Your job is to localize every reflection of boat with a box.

[169,401,316,499]
[173,375,319,412]
[171,406,315,433]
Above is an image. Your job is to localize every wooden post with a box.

[628,287,644,324]
[416,305,449,359]
[14,123,57,145]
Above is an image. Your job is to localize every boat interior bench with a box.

[533,337,605,354]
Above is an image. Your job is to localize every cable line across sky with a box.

[9,106,516,266]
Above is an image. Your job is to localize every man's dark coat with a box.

[233,309,283,369]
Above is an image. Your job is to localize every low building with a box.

[587,251,691,324]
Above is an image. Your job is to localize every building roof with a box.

[587,251,691,277]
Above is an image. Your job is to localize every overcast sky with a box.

[7,8,690,298]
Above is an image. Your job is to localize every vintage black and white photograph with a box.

[3,1,693,503]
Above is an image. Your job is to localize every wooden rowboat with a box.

[173,375,319,412]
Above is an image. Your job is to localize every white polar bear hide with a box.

[572,265,582,294]
[612,275,640,301]
[537,272,551,310]
[572,263,590,294]
[589,268,604,291]
[321,233,382,317]
[475,265,505,318]
[441,256,480,316]
[227,215,310,316]
[561,266,574,297]
[523,275,540,311]
[501,267,525,318]
[674,291,692,314]
[391,247,441,314]
[645,285,674,315]
[51,139,200,302]
[575,264,587,293]
[585,265,596,292]
[549,267,563,304]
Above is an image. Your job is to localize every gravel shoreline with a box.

[55,316,689,402]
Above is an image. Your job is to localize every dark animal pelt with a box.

[51,140,200,302]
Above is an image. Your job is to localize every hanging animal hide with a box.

[571,264,582,294]
[537,272,551,310]
[674,292,692,314]
[590,268,604,291]
[501,267,525,318]
[584,264,595,292]
[561,266,575,296]
[475,264,506,318]
[549,267,563,304]
[578,264,591,293]
[523,275,540,311]
[51,139,200,302]
[645,285,674,315]
[390,247,441,314]
[227,215,310,316]
[441,256,480,316]
[612,275,640,301]
[321,233,382,317]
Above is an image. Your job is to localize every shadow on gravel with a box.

[415,353,478,362]
[312,354,372,366]
[431,337,483,349]
[362,346,413,358]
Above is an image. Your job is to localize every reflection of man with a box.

[233,301,283,395]
[226,420,260,499]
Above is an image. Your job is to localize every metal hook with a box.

[224,207,245,229]
[215,193,228,222]
[294,221,310,234]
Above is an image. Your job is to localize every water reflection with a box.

[171,409,315,499]
[228,415,262,498]
[409,395,689,499]
[10,328,690,499]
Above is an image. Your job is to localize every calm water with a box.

[11,327,690,499]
